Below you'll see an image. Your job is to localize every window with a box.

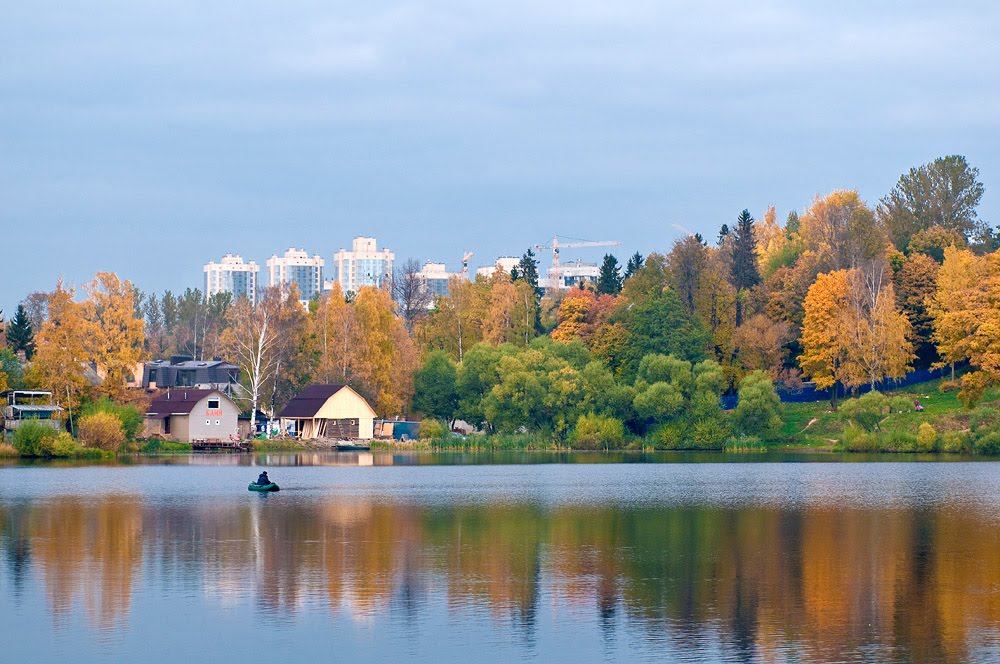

[149,369,157,382]
[215,420,221,425]
[208,399,220,409]
[206,419,211,425]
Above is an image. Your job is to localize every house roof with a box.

[146,389,228,416]
[279,384,353,418]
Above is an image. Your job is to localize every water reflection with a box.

[3,492,1000,662]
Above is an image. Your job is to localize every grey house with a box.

[141,355,241,396]
[144,389,240,442]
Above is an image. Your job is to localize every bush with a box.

[975,432,1000,456]
[916,423,938,452]
[840,392,889,432]
[77,412,126,451]
[12,422,78,458]
[842,426,878,452]
[889,396,912,414]
[79,398,144,441]
[881,429,919,452]
[689,418,730,449]
[652,422,689,449]
[941,431,971,454]
[419,419,448,441]
[571,413,625,450]
[734,371,783,438]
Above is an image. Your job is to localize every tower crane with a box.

[533,236,620,290]
[462,251,474,277]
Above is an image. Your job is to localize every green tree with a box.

[515,248,542,297]
[878,155,986,251]
[0,348,24,389]
[412,351,459,424]
[623,252,644,281]
[613,290,708,379]
[596,254,622,295]
[731,209,761,291]
[6,304,34,359]
[734,371,783,438]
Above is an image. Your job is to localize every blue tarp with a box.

[721,366,949,409]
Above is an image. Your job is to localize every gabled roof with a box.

[279,384,375,418]
[146,389,230,416]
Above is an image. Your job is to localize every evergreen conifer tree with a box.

[7,304,34,359]
[731,209,760,291]
[623,252,644,281]
[518,248,542,297]
[596,254,622,295]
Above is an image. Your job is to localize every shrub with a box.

[975,432,1000,456]
[938,380,961,394]
[882,429,919,452]
[419,419,448,441]
[734,371,783,438]
[840,392,889,432]
[652,422,689,449]
[970,407,1000,435]
[940,431,971,454]
[571,413,625,450]
[12,422,78,458]
[79,398,144,441]
[77,412,126,451]
[915,423,938,452]
[689,418,730,450]
[842,426,877,452]
[889,396,912,414]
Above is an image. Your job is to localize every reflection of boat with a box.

[248,482,280,492]
[335,443,371,452]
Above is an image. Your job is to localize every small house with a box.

[140,355,241,396]
[279,384,376,440]
[145,389,240,442]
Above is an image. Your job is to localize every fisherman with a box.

[256,470,271,486]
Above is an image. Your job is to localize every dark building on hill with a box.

[141,355,241,396]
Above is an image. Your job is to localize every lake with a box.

[2,452,1000,663]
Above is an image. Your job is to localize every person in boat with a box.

[256,471,271,486]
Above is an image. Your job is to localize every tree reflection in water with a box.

[2,496,1000,662]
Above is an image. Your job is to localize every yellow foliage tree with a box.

[551,289,595,343]
[85,272,145,398]
[26,281,92,413]
[929,247,1000,404]
[799,270,853,405]
[800,268,913,406]
[416,276,489,362]
[351,287,418,416]
[310,287,357,384]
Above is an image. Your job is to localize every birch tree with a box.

[221,295,279,435]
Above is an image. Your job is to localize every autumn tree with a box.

[85,272,145,398]
[928,246,1000,405]
[892,252,939,366]
[311,288,357,384]
[6,304,35,359]
[417,276,489,362]
[800,191,887,271]
[351,287,418,416]
[26,281,92,416]
[878,155,986,251]
[666,237,708,314]
[551,289,595,343]
[799,270,854,407]
[482,277,537,346]
[596,254,622,295]
[907,226,966,263]
[734,313,790,379]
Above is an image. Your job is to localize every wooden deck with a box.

[191,438,251,452]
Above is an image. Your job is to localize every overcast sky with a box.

[2,0,998,312]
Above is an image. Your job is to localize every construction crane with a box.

[462,251,474,276]
[533,236,620,290]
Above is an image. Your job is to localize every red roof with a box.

[146,389,221,416]
[279,384,349,418]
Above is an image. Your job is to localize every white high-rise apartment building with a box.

[266,248,324,306]
[204,254,259,305]
[476,256,520,279]
[331,236,395,293]
[417,262,460,300]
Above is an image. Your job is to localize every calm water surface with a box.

[2,452,1000,663]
